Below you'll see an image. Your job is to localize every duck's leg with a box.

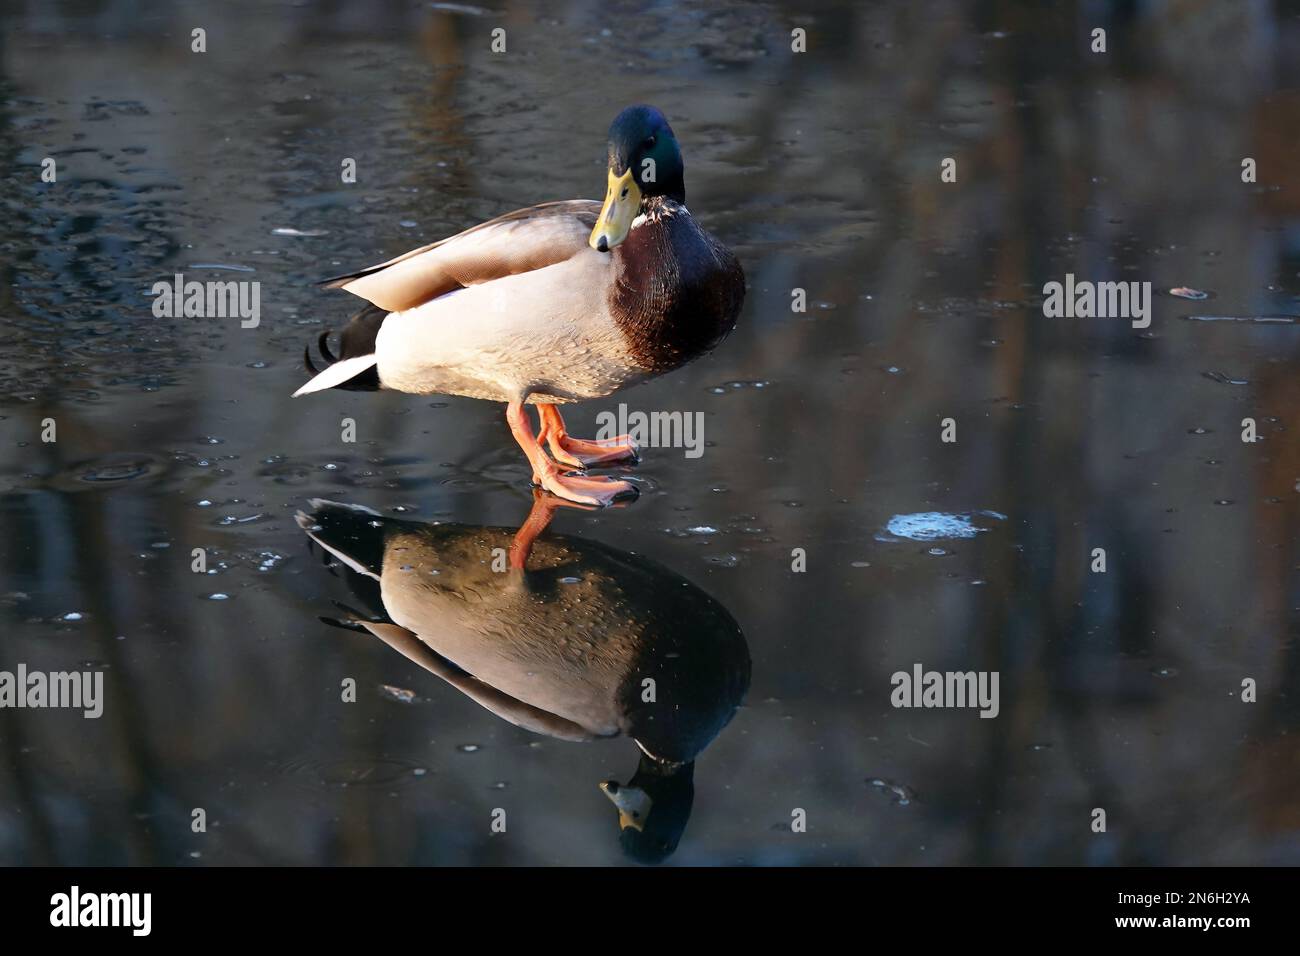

[507,491,561,569]
[506,400,638,507]
[507,490,608,568]
[537,404,640,469]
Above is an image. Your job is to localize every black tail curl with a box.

[301,303,388,391]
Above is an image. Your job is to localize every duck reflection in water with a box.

[296,492,750,863]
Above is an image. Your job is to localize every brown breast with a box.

[608,200,745,374]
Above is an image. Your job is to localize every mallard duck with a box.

[293,105,745,507]
[298,494,751,863]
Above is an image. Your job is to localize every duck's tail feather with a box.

[294,499,387,579]
[294,303,387,396]
[294,354,379,396]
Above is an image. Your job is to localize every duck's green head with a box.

[599,754,695,864]
[590,105,685,253]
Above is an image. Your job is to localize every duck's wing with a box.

[355,620,599,742]
[320,200,601,312]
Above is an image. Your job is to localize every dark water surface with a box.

[2,1,1300,864]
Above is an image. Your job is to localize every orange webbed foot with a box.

[508,401,639,508]
[535,468,639,508]
[538,404,640,470]
[550,433,641,469]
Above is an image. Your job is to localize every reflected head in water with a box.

[601,755,695,865]
[295,491,750,863]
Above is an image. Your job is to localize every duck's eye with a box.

[643,135,656,149]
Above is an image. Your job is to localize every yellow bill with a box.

[589,169,641,252]
[600,780,651,831]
